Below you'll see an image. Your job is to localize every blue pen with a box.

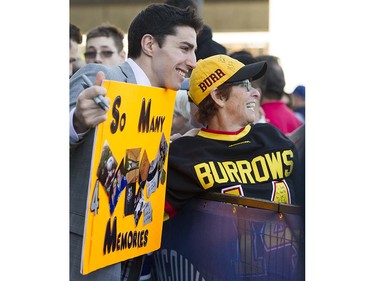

[81,74,110,111]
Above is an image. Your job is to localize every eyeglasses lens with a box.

[84,51,115,59]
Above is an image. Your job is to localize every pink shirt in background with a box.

[262,101,302,134]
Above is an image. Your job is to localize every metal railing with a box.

[152,194,305,281]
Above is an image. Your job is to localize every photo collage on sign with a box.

[95,134,169,227]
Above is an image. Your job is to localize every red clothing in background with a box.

[262,101,302,134]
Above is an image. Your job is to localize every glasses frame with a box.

[223,79,252,92]
[84,50,115,60]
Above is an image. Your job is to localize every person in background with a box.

[165,0,227,60]
[84,23,127,66]
[170,78,201,142]
[188,99,203,129]
[70,23,82,77]
[253,55,302,134]
[229,50,255,65]
[291,85,305,123]
[69,4,203,280]
[281,92,293,109]
[165,55,300,219]
[171,89,194,138]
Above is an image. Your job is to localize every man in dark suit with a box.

[69,4,203,280]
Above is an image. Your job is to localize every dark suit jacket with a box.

[69,62,136,281]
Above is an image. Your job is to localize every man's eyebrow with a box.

[180,41,195,49]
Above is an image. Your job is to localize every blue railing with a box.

[152,193,304,281]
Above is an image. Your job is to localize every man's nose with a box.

[186,51,197,70]
[94,53,103,63]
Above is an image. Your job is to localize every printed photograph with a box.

[96,140,118,194]
[108,158,128,215]
[124,148,141,183]
[146,133,169,197]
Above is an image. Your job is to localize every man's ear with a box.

[140,34,154,57]
[210,88,225,108]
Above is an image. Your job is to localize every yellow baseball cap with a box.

[188,54,267,105]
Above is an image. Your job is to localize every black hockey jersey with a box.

[165,123,299,217]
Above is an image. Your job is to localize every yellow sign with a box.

[81,80,176,275]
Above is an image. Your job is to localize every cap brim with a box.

[226,61,267,83]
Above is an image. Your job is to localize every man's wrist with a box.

[70,108,90,143]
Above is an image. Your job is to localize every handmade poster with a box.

[81,80,176,275]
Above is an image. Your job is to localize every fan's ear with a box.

[210,88,225,107]
[140,34,154,57]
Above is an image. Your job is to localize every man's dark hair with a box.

[164,0,198,11]
[164,0,226,60]
[70,23,82,44]
[127,3,203,58]
[86,24,125,53]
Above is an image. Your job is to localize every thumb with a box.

[95,71,105,86]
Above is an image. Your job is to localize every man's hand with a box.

[73,71,110,133]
